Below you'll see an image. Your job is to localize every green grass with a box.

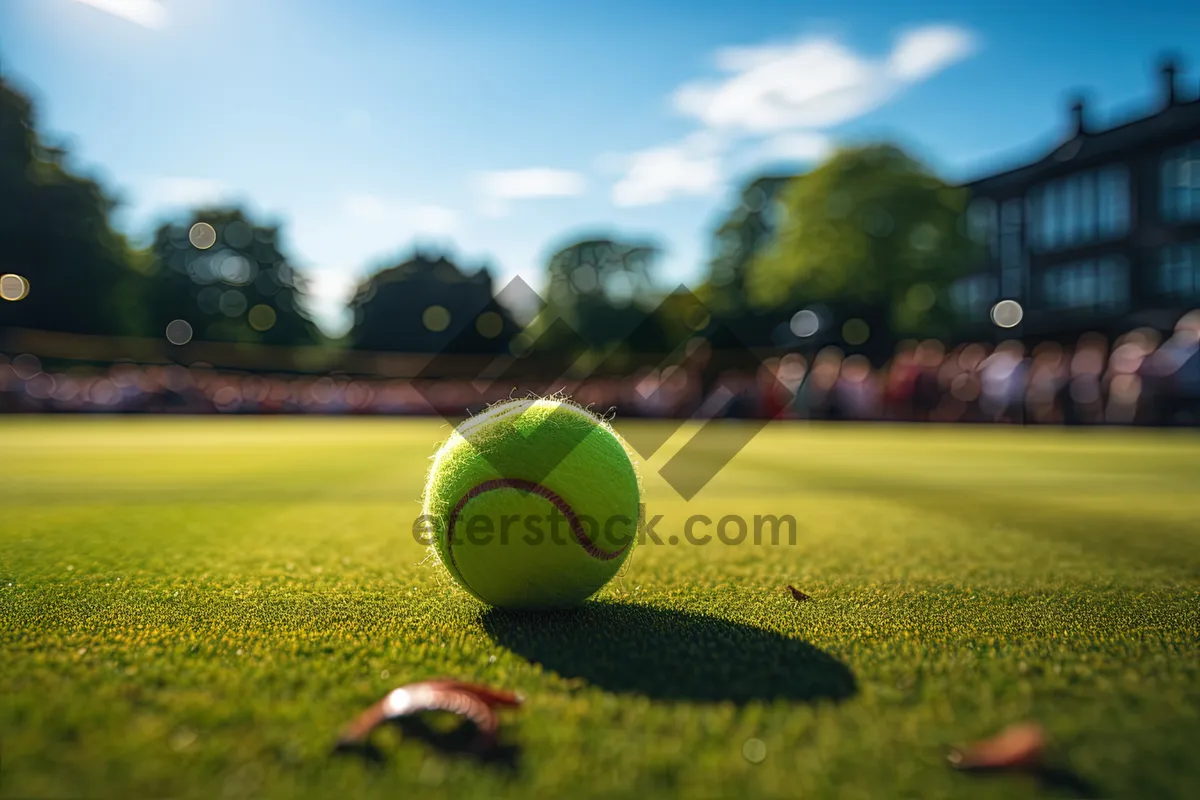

[2,417,1198,799]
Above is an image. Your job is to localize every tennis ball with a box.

[420,397,641,610]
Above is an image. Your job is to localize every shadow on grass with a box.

[481,601,857,703]
[1034,765,1103,798]
[333,716,521,773]
[956,763,1102,799]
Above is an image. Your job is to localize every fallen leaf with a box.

[948,721,1046,772]
[337,679,522,754]
[787,585,811,602]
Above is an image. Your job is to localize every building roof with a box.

[964,58,1200,193]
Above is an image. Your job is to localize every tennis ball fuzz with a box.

[420,397,640,609]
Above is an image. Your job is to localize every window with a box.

[1161,142,1200,222]
[1025,188,1043,252]
[1035,164,1130,253]
[1000,200,1023,297]
[1157,243,1200,298]
[1062,174,1080,246]
[1042,181,1060,251]
[1112,166,1131,233]
[1097,164,1130,237]
[1097,257,1129,311]
[1066,263,1094,309]
[951,273,997,321]
[1161,153,1179,221]
[1039,257,1128,312]
[1078,171,1096,241]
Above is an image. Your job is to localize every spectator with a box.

[5,310,1200,427]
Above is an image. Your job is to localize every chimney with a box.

[1069,95,1087,136]
[1160,55,1181,107]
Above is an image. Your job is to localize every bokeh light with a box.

[12,354,42,379]
[219,290,248,318]
[0,273,30,302]
[165,320,194,345]
[906,283,936,312]
[217,253,255,285]
[248,304,277,332]
[990,299,1024,328]
[842,318,870,345]
[909,222,939,252]
[508,331,533,357]
[475,311,503,339]
[742,738,767,764]
[5,307,1200,422]
[422,305,451,333]
[790,309,819,337]
[188,222,217,250]
[25,372,56,400]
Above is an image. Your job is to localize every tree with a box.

[145,208,323,347]
[702,173,794,316]
[0,76,148,337]
[535,236,666,356]
[349,250,517,354]
[747,144,977,342]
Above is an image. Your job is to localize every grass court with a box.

[2,417,1198,798]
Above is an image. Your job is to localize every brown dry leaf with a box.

[948,721,1046,772]
[787,585,811,602]
[337,679,523,752]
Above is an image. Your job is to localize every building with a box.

[954,56,1200,342]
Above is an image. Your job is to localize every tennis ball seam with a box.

[419,394,643,607]
[446,479,633,568]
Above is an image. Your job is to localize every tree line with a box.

[0,75,980,365]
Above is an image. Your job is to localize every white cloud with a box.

[73,0,166,29]
[613,23,978,206]
[611,131,724,207]
[889,25,979,82]
[673,37,887,134]
[672,25,977,135]
[475,168,586,217]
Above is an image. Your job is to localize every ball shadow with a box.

[481,601,857,704]
[332,717,521,773]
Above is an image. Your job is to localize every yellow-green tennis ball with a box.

[420,397,641,610]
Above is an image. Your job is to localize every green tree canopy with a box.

[747,144,976,338]
[0,76,147,336]
[537,236,666,355]
[702,173,794,316]
[146,208,323,347]
[349,250,517,354]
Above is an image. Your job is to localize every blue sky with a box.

[2,0,1197,334]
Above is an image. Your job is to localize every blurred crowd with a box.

[757,311,1200,427]
[3,311,1200,427]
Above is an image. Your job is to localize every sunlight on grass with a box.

[1,418,1198,799]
